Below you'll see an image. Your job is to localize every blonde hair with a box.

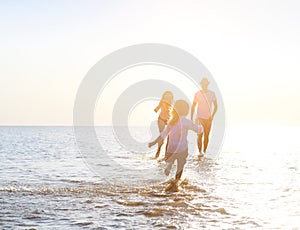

[161,91,173,105]
[169,100,189,126]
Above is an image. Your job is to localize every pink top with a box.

[160,116,203,153]
[193,90,217,119]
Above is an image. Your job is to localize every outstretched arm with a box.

[189,120,203,134]
[148,125,170,148]
[148,136,163,148]
[154,101,162,113]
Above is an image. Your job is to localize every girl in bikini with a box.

[153,91,173,158]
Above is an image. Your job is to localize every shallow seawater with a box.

[0,126,299,229]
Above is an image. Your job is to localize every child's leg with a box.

[164,135,170,159]
[165,153,175,176]
[164,151,172,161]
[175,151,188,180]
[155,119,166,158]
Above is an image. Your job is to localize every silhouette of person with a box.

[153,91,173,158]
[191,78,218,158]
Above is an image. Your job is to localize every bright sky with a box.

[1,0,300,126]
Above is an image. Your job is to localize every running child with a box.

[149,100,203,180]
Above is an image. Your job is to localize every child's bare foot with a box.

[164,163,172,176]
[164,168,170,176]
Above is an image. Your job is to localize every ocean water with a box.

[0,126,299,229]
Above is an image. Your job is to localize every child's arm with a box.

[148,136,163,148]
[154,101,162,113]
[189,120,203,134]
[148,125,170,148]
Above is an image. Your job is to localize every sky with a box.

[0,0,300,126]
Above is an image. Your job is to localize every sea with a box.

[0,125,299,229]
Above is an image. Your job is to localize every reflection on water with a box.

[0,126,299,229]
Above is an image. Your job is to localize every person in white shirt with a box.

[149,100,203,180]
[191,78,218,159]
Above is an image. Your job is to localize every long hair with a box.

[168,100,189,126]
[161,91,173,105]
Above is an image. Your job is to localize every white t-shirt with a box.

[160,116,202,153]
[193,90,217,119]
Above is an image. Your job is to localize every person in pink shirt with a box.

[149,100,203,180]
[191,78,218,159]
